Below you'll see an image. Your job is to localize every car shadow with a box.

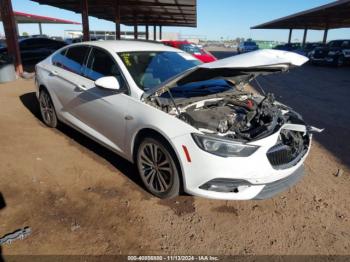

[19,92,147,194]
[0,192,6,262]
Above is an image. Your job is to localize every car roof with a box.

[72,40,181,53]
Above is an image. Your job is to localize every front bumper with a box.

[171,124,311,200]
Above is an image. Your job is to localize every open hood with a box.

[143,49,308,98]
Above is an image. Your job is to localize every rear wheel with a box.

[136,137,180,199]
[39,89,58,128]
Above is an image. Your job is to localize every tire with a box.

[39,89,58,128]
[136,136,180,199]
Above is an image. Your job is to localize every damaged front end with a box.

[143,50,321,167]
[146,89,314,165]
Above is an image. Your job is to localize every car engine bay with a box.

[146,91,307,142]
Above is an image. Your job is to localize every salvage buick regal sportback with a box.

[35,41,321,200]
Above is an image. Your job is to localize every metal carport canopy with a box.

[0,11,81,24]
[251,0,350,30]
[31,0,197,27]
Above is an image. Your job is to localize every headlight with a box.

[191,133,259,157]
[328,51,337,56]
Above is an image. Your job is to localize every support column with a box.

[153,25,157,41]
[159,26,162,40]
[39,23,43,35]
[302,28,308,47]
[134,24,138,39]
[323,28,329,44]
[115,0,121,40]
[288,29,293,44]
[81,0,90,41]
[0,0,23,74]
[145,25,149,40]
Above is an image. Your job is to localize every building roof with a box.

[251,0,350,30]
[0,11,81,24]
[31,0,197,27]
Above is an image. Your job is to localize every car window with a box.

[180,44,201,55]
[61,46,89,75]
[52,49,67,68]
[85,48,126,89]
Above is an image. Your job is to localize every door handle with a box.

[76,84,88,91]
[49,70,59,77]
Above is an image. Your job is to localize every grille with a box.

[266,142,308,170]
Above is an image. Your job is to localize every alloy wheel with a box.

[39,91,57,127]
[138,142,174,194]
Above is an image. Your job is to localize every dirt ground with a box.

[0,64,349,256]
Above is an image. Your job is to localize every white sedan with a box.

[35,40,320,200]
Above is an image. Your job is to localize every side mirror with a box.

[95,76,120,91]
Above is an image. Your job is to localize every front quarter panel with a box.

[124,96,199,162]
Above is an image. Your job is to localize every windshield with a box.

[118,51,201,91]
[179,44,203,55]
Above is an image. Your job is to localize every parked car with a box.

[302,42,323,57]
[274,43,301,52]
[35,41,321,200]
[0,37,66,64]
[237,41,259,53]
[310,40,350,66]
[162,40,217,63]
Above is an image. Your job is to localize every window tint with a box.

[61,46,89,74]
[85,48,126,89]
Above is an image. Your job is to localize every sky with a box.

[1,0,349,42]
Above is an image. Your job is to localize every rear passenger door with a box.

[68,47,129,155]
[47,45,90,120]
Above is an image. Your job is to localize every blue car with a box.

[237,41,259,54]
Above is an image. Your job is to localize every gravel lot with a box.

[0,62,349,257]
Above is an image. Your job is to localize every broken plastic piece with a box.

[0,227,31,245]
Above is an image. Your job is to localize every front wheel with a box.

[39,89,58,128]
[136,137,180,199]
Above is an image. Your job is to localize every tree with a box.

[22,32,29,37]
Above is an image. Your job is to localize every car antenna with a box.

[254,77,266,96]
[166,86,181,115]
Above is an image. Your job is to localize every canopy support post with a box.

[302,28,308,47]
[323,28,329,44]
[159,26,162,40]
[81,0,90,41]
[145,25,149,40]
[115,0,121,40]
[288,29,293,44]
[0,0,23,74]
[134,24,138,39]
[39,22,43,35]
[153,25,157,41]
